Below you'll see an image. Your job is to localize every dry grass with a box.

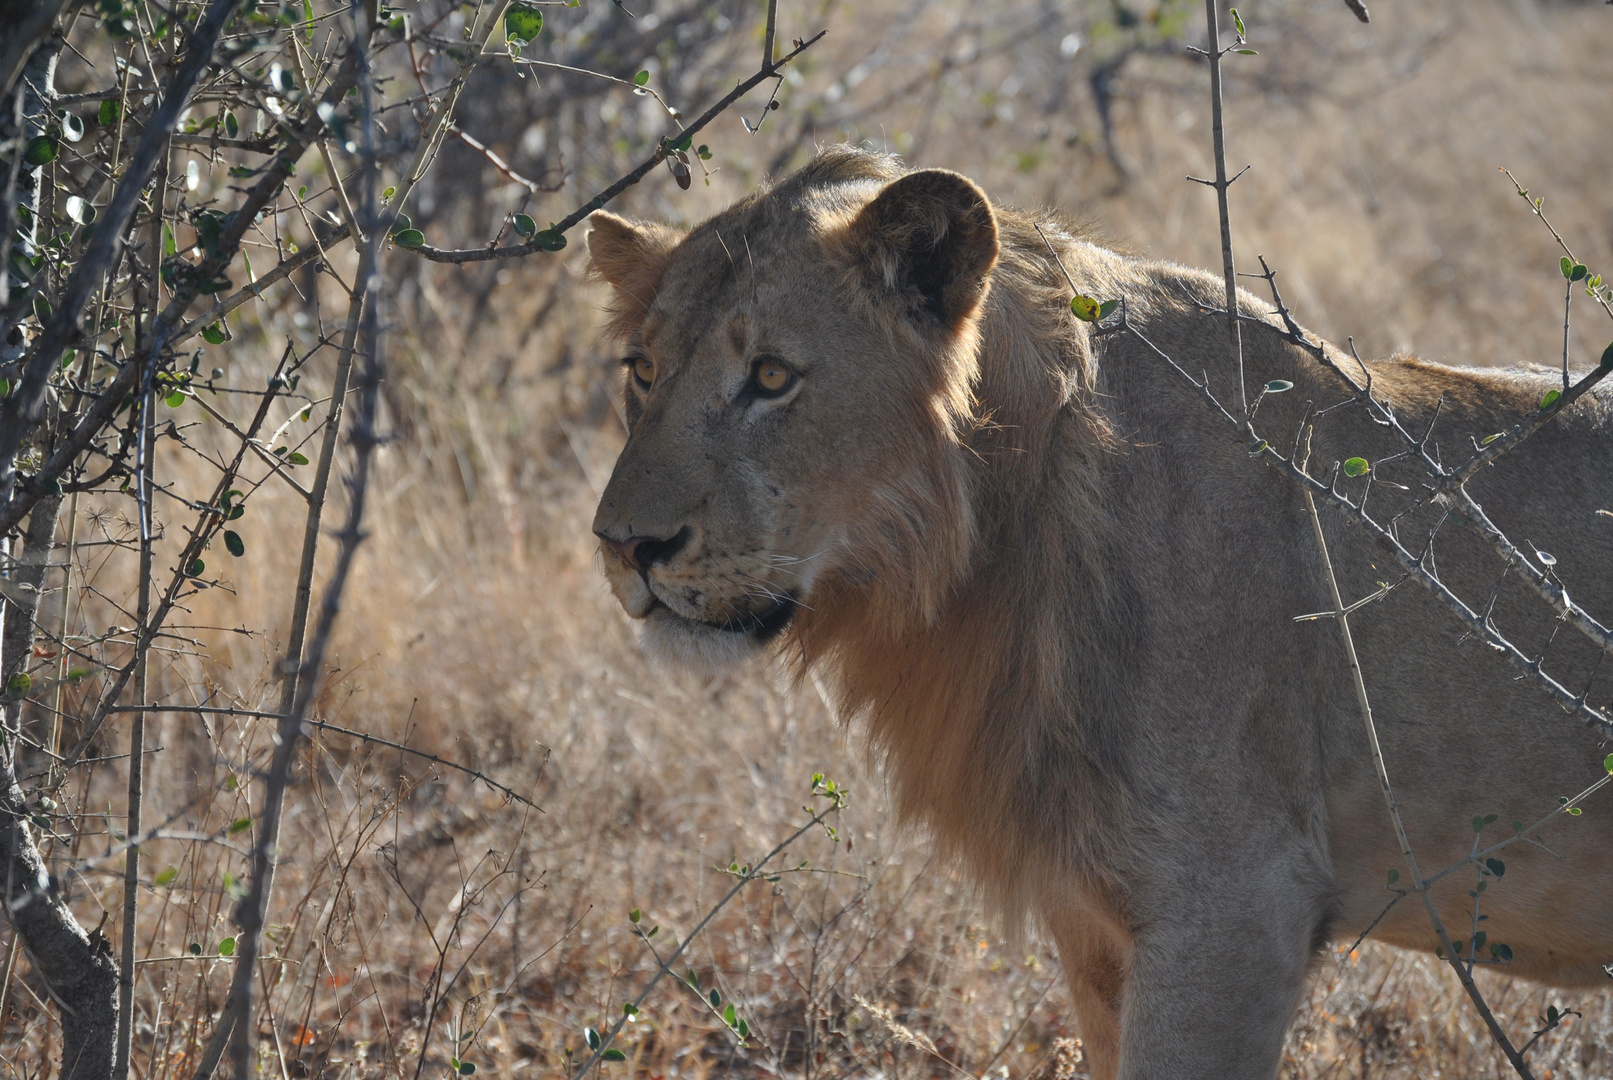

[5,1,1613,1078]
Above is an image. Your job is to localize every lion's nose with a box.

[598,526,691,572]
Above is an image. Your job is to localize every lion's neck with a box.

[794,251,1127,913]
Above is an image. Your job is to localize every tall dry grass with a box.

[5,1,1613,1078]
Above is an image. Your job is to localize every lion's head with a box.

[587,149,1002,668]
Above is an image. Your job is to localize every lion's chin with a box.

[635,596,798,673]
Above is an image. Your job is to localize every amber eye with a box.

[630,355,656,389]
[751,357,795,397]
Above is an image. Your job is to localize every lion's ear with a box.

[587,211,682,335]
[850,169,1000,330]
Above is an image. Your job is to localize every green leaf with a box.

[1599,341,1613,370]
[722,1003,737,1027]
[1069,295,1101,321]
[1485,857,1505,878]
[1604,753,1613,774]
[708,989,721,1008]
[189,942,202,955]
[585,1027,601,1051]
[634,70,650,87]
[1235,48,1258,55]
[1264,379,1293,393]
[224,530,244,557]
[60,112,84,142]
[533,228,567,251]
[1231,7,1245,36]
[1560,256,1574,279]
[1567,805,1582,816]
[154,866,179,886]
[188,558,205,577]
[23,135,59,167]
[228,815,251,834]
[458,1062,477,1075]
[64,195,95,224]
[225,110,239,138]
[600,1050,625,1062]
[622,1002,639,1017]
[98,99,121,126]
[382,185,396,202]
[1539,388,1561,411]
[1570,263,1588,282]
[686,969,699,990]
[1496,943,1513,962]
[1097,298,1119,320]
[504,2,543,44]
[628,908,641,924]
[218,936,236,956]
[163,222,176,257]
[286,452,309,466]
[5,672,30,696]
[1386,868,1399,885]
[391,212,412,234]
[1342,457,1369,478]
[165,390,186,408]
[737,1018,749,1039]
[391,228,424,248]
[513,213,536,237]
[203,322,227,345]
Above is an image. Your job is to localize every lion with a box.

[585,146,1613,1079]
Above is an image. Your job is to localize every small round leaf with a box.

[23,135,59,167]
[1069,295,1101,321]
[391,228,424,248]
[504,2,543,43]
[1539,388,1561,411]
[513,213,536,237]
[217,936,236,956]
[1264,379,1294,393]
[634,70,650,87]
[202,322,227,345]
[224,530,244,557]
[1342,457,1369,478]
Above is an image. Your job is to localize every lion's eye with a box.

[751,357,795,397]
[630,355,656,389]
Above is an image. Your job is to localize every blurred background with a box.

[15,1,1613,1078]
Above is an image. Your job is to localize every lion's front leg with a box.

[1113,884,1324,1080]
[1046,902,1128,1080]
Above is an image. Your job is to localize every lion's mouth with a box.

[646,593,799,643]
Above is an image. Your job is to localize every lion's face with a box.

[587,164,1000,667]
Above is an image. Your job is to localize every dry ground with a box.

[5,1,1613,1078]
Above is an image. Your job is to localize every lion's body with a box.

[587,148,1613,1079]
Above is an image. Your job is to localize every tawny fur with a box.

[586,146,1613,1080]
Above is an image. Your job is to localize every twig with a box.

[1198,0,1246,416]
[401,30,827,264]
[1303,488,1535,1079]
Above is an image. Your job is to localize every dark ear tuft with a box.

[850,169,1000,329]
[586,211,683,337]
